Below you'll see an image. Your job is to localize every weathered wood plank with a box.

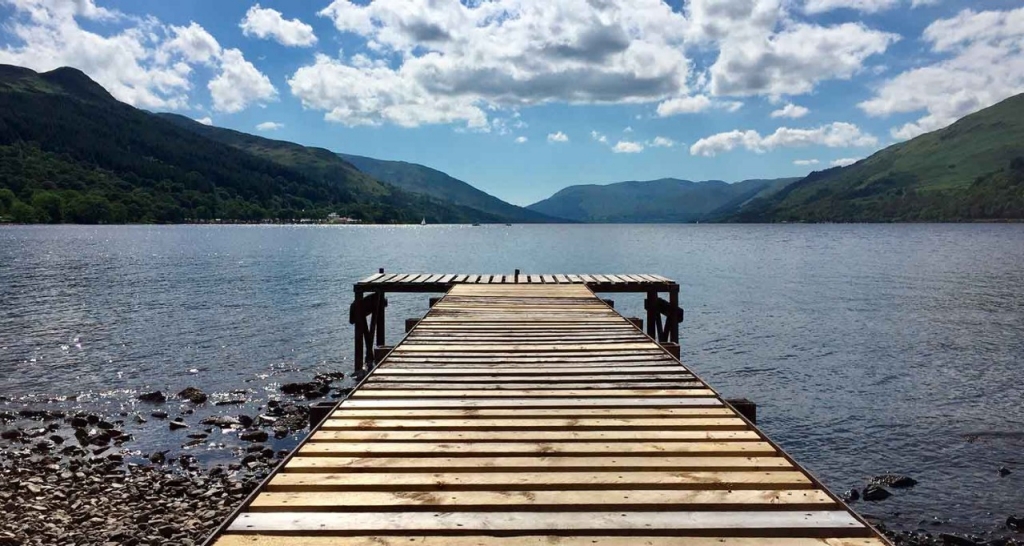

[227,510,865,533]
[319,417,748,430]
[297,441,777,457]
[310,429,761,442]
[248,489,836,511]
[214,536,887,546]
[351,389,718,398]
[284,455,796,473]
[338,397,725,409]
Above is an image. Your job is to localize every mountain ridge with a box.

[527,177,798,223]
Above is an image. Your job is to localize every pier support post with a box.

[601,299,615,308]
[726,398,757,424]
[373,345,393,364]
[350,290,387,373]
[405,318,420,332]
[429,297,442,308]
[659,342,680,359]
[627,317,643,330]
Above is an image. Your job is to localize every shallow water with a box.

[1,224,1022,533]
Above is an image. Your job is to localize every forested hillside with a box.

[731,93,1024,222]
[0,65,500,224]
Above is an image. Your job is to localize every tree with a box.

[31,191,64,223]
[0,188,15,213]
[9,201,38,223]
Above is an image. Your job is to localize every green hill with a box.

[0,64,502,224]
[337,154,559,223]
[527,177,797,222]
[732,93,1024,222]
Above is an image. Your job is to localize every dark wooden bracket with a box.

[644,288,683,343]
[349,290,387,373]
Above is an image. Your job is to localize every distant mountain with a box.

[338,154,560,223]
[732,93,1024,222]
[0,64,509,224]
[527,177,797,223]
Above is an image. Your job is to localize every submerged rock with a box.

[843,488,860,502]
[177,387,208,404]
[999,466,1012,477]
[870,474,918,488]
[240,430,268,442]
[1009,516,1024,532]
[862,483,892,501]
[137,391,166,403]
[169,419,188,431]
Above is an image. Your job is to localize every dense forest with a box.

[0,65,499,224]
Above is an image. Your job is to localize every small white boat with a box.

[420,217,426,225]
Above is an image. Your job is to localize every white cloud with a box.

[804,0,938,14]
[195,116,212,125]
[240,4,317,47]
[514,136,528,143]
[208,48,277,113]
[771,103,810,119]
[547,131,569,143]
[590,130,608,144]
[710,22,897,97]
[793,159,819,165]
[861,7,1024,140]
[612,140,644,153]
[656,95,712,116]
[831,157,861,167]
[0,0,275,114]
[649,136,676,148]
[690,122,878,156]
[161,22,221,66]
[623,126,634,133]
[301,0,693,128]
[256,121,284,131]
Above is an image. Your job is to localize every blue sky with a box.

[1,0,1022,205]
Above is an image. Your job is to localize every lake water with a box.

[1,224,1023,534]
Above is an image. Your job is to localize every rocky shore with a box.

[1,372,1021,545]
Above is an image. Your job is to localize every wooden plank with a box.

[214,536,888,546]
[310,430,760,442]
[284,455,796,473]
[319,417,748,430]
[351,389,718,398]
[329,407,738,419]
[360,382,707,391]
[339,398,724,409]
[566,274,583,283]
[555,274,570,283]
[267,470,812,491]
[358,273,387,284]
[297,441,776,457]
[439,274,457,284]
[392,343,660,352]
[227,510,865,533]
[248,489,836,511]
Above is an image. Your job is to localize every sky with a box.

[0,0,1022,205]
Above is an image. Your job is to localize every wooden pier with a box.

[206,275,889,546]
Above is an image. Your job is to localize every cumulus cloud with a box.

[709,22,897,97]
[0,0,275,114]
[771,103,810,119]
[612,140,644,153]
[195,116,212,125]
[860,6,1024,140]
[831,157,861,167]
[514,136,528,143]
[256,121,284,131]
[649,136,676,148]
[208,48,277,113]
[656,95,711,116]
[793,159,819,165]
[690,122,878,156]
[297,0,693,128]
[590,131,608,144]
[547,131,569,143]
[804,0,938,14]
[240,4,317,47]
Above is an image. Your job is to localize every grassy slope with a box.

[734,93,1024,222]
[337,153,559,223]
